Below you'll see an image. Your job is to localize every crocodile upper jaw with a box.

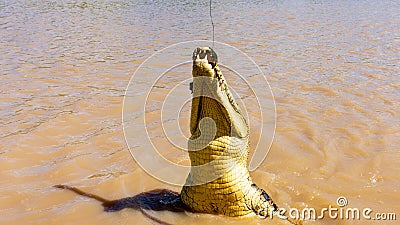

[190,47,248,138]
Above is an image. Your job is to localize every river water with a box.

[0,0,399,224]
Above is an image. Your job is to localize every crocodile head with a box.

[190,47,248,139]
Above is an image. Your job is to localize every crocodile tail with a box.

[247,184,303,225]
[247,184,278,217]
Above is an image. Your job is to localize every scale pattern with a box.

[180,47,277,217]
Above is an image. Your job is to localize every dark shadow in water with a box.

[54,185,190,225]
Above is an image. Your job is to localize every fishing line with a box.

[209,0,215,49]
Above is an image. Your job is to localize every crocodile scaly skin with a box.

[181,47,277,217]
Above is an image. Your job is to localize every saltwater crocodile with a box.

[181,47,277,217]
[55,47,301,224]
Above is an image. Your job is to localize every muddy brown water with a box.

[0,1,399,224]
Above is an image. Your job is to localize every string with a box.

[209,0,215,49]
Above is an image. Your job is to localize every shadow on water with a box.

[54,185,190,225]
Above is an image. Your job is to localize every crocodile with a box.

[55,47,302,224]
[181,47,277,217]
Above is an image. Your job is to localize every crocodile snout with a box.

[192,47,218,68]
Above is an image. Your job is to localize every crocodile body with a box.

[181,47,277,217]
